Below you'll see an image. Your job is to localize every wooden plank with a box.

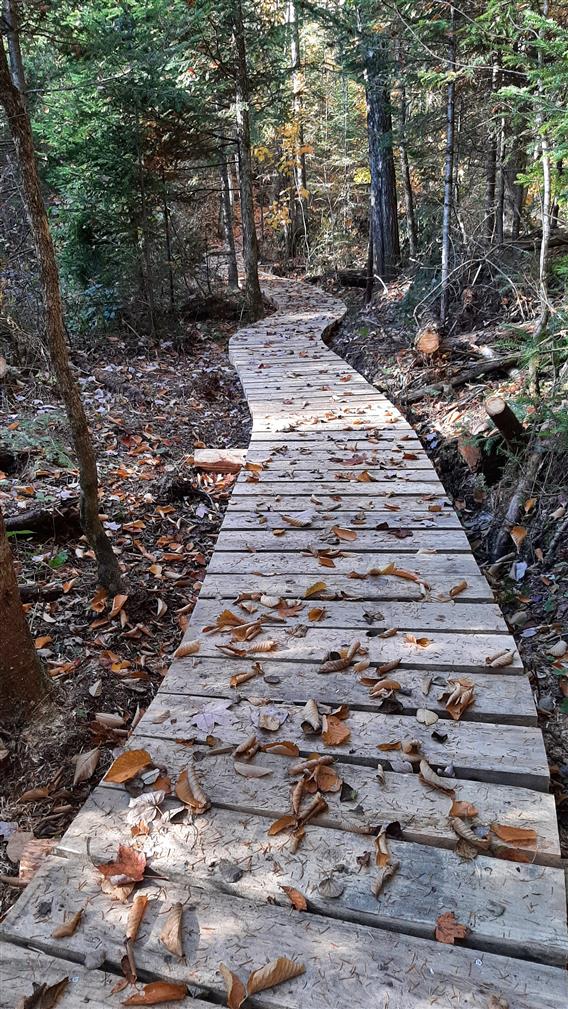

[240,471,441,488]
[206,549,485,578]
[56,795,568,964]
[221,508,462,530]
[233,479,443,495]
[227,493,454,514]
[133,693,549,789]
[97,738,562,866]
[199,571,495,602]
[215,527,471,553]
[0,944,220,1009]
[3,856,567,1007]
[186,625,522,673]
[191,596,509,633]
[164,655,535,724]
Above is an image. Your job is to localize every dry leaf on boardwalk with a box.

[321,714,351,745]
[126,894,149,942]
[435,911,470,944]
[175,765,210,813]
[219,964,247,1009]
[485,649,515,668]
[449,580,468,598]
[15,977,69,1009]
[122,981,187,1005]
[174,639,200,658]
[51,908,83,938]
[491,823,537,846]
[450,800,478,818]
[450,816,491,851]
[263,740,300,757]
[419,759,455,796]
[405,633,432,648]
[441,678,475,720]
[304,580,327,598]
[331,525,357,541]
[105,749,153,784]
[246,957,305,995]
[300,698,321,734]
[96,845,146,887]
[372,859,400,897]
[234,761,272,778]
[72,747,100,786]
[280,885,308,910]
[160,902,184,957]
[308,606,326,621]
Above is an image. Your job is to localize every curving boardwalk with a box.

[2,275,567,1007]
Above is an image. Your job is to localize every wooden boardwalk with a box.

[2,275,567,1008]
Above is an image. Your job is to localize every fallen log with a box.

[335,268,367,288]
[490,444,545,561]
[404,352,520,403]
[191,448,246,474]
[5,502,81,537]
[485,395,526,450]
[18,582,65,602]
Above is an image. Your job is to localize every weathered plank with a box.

[57,795,567,964]
[207,549,485,578]
[221,508,462,530]
[133,693,549,789]
[95,738,562,865]
[215,526,471,553]
[190,595,509,633]
[234,478,442,495]
[3,856,566,1007]
[164,655,535,724]
[199,571,495,602]
[185,625,522,673]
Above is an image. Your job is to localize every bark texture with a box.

[0,43,123,593]
[220,156,239,288]
[0,507,48,713]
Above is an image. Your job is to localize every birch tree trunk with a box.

[0,41,123,593]
[0,507,48,712]
[232,0,263,320]
[288,0,308,255]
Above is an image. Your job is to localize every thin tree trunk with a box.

[2,0,25,93]
[360,18,400,279]
[0,506,48,712]
[484,62,499,242]
[530,0,552,391]
[220,156,239,288]
[494,116,506,245]
[161,167,175,311]
[440,10,456,326]
[396,49,418,259]
[0,42,123,593]
[365,211,374,304]
[232,0,263,320]
[288,0,308,255]
[136,117,157,340]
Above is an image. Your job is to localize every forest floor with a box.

[328,277,568,857]
[0,312,250,913]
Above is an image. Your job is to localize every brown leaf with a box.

[234,760,273,778]
[126,894,149,942]
[268,814,297,836]
[372,859,400,896]
[96,845,146,886]
[313,764,342,793]
[18,786,51,803]
[262,740,300,757]
[110,593,129,618]
[15,977,70,1009]
[435,911,470,944]
[485,649,515,668]
[304,580,327,598]
[510,525,527,550]
[174,639,200,658]
[175,766,210,814]
[331,526,357,541]
[419,759,455,796]
[491,823,537,846]
[104,749,153,784]
[247,957,305,995]
[219,964,246,1009]
[51,908,83,938]
[405,633,432,648]
[160,902,184,957]
[356,469,376,482]
[318,554,335,568]
[377,740,401,751]
[73,747,100,786]
[449,580,468,598]
[122,981,187,1005]
[450,800,478,818]
[321,714,351,746]
[280,885,307,911]
[308,606,326,621]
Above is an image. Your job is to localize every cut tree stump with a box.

[191,448,247,473]
[485,394,526,450]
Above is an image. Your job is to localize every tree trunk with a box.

[485,395,525,450]
[494,116,506,246]
[0,43,123,594]
[136,117,157,340]
[365,212,374,304]
[2,0,25,93]
[397,77,418,259]
[440,11,456,326]
[232,0,263,320]
[0,507,48,713]
[288,0,308,256]
[530,0,552,391]
[161,167,175,311]
[220,157,239,288]
[484,62,499,243]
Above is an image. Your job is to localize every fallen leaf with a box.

[18,786,51,803]
[105,749,153,784]
[419,759,455,796]
[247,957,305,995]
[268,813,297,836]
[15,977,69,1009]
[372,860,400,896]
[160,902,184,957]
[174,639,200,658]
[321,714,351,746]
[73,747,100,786]
[304,580,327,598]
[96,845,146,886]
[126,894,149,942]
[416,708,438,726]
[405,634,432,648]
[110,593,129,618]
[280,885,307,911]
[331,526,357,541]
[318,875,344,898]
[219,964,246,1009]
[51,908,83,938]
[234,761,273,778]
[450,800,478,818]
[308,606,326,621]
[377,740,401,751]
[435,911,470,944]
[510,525,527,550]
[122,981,187,1005]
[175,766,210,813]
[262,740,299,756]
[449,580,468,598]
[490,823,537,846]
